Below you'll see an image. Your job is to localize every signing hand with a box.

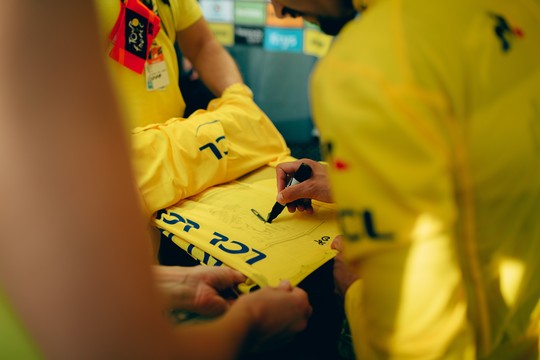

[275,158,333,215]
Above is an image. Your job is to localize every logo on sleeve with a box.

[489,12,524,53]
[339,208,394,242]
[321,140,349,171]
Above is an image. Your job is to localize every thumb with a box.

[277,280,292,290]
[331,235,343,251]
[276,192,286,205]
[278,184,306,204]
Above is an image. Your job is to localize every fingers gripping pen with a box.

[266,163,312,224]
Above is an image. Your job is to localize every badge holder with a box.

[108,0,161,74]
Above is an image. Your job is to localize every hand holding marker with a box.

[266,163,313,223]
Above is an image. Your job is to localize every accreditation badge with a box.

[145,45,170,91]
[108,0,161,74]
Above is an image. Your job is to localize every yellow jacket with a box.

[132,84,290,216]
[312,0,540,358]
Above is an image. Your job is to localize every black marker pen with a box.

[266,162,312,224]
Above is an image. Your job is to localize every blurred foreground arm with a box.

[0,2,309,359]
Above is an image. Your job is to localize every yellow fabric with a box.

[94,0,202,127]
[132,83,290,216]
[154,165,339,292]
[312,0,540,358]
[0,289,41,359]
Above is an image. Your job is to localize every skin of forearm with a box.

[190,39,244,97]
[167,307,254,360]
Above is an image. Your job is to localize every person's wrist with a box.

[222,298,259,347]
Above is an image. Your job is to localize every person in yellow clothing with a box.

[272,0,540,358]
[95,0,290,217]
[95,0,291,257]
[94,0,242,127]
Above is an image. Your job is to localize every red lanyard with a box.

[109,0,161,74]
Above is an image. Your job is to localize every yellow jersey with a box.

[312,0,540,358]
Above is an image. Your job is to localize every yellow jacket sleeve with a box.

[131,83,290,217]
